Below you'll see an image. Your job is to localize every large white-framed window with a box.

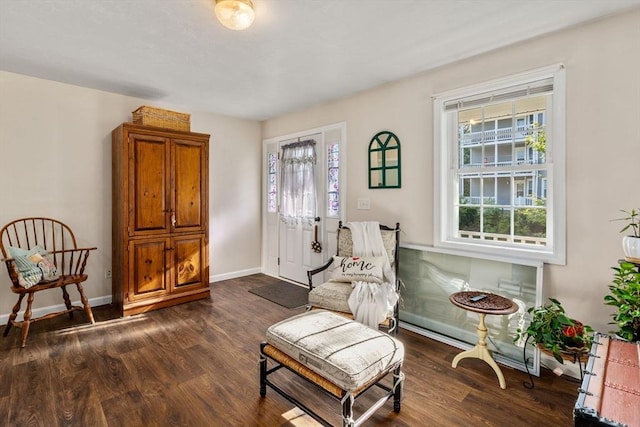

[433,65,566,264]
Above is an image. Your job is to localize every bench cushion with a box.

[266,310,404,391]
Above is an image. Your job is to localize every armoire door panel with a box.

[173,234,205,289]
[173,140,206,232]
[128,238,170,301]
[129,134,170,234]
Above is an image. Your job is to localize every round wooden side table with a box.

[449,291,518,389]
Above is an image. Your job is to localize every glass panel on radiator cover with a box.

[398,246,541,374]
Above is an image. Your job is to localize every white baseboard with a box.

[210,267,262,283]
[0,295,112,325]
[1,268,274,324]
[1,267,266,323]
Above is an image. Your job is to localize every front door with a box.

[277,133,323,284]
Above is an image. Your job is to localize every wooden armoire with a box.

[112,123,210,316]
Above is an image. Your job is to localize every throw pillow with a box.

[31,252,60,282]
[8,245,58,288]
[330,256,384,283]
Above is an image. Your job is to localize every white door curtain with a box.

[280,140,317,225]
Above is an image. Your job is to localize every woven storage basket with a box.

[132,106,190,131]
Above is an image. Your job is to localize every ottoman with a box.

[259,310,404,427]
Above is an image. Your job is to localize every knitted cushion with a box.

[8,245,60,287]
[266,310,404,391]
[8,246,46,288]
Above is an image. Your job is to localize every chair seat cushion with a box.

[308,280,352,313]
[265,310,404,391]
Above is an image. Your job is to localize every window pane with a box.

[459,107,483,147]
[513,170,547,207]
[268,154,277,174]
[385,168,399,186]
[267,153,277,213]
[385,147,399,167]
[328,144,339,167]
[370,170,383,188]
[328,192,339,217]
[370,150,383,168]
[458,206,480,233]
[482,207,511,236]
[327,143,340,216]
[514,207,547,245]
[515,96,547,165]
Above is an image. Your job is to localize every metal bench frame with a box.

[259,341,403,427]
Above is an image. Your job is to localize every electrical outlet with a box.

[105,268,112,279]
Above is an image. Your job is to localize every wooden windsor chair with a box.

[0,217,97,347]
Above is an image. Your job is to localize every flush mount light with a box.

[214,0,255,31]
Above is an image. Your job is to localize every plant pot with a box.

[537,344,590,364]
[622,236,640,263]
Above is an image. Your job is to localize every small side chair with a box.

[0,217,97,347]
[307,221,400,334]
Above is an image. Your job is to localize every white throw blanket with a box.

[346,221,398,328]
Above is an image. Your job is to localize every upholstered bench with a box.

[259,310,404,427]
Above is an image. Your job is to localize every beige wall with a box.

[0,71,262,317]
[1,9,638,332]
[262,9,640,332]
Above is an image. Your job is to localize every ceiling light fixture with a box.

[214,0,255,31]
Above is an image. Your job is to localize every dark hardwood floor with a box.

[1,274,581,426]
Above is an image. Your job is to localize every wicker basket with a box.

[132,106,190,131]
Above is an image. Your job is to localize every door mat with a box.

[249,281,309,309]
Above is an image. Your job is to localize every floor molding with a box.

[1,269,267,323]
[210,267,262,283]
[0,295,112,325]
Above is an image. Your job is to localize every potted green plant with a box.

[611,208,640,262]
[515,298,593,363]
[604,261,640,342]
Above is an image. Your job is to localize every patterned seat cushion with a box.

[266,310,404,391]
[308,280,352,313]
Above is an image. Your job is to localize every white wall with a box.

[0,71,262,318]
[262,9,640,333]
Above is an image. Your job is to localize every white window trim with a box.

[433,64,566,265]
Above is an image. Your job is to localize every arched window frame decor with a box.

[368,131,401,189]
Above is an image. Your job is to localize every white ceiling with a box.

[1,0,639,121]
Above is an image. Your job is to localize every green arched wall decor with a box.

[368,131,401,189]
